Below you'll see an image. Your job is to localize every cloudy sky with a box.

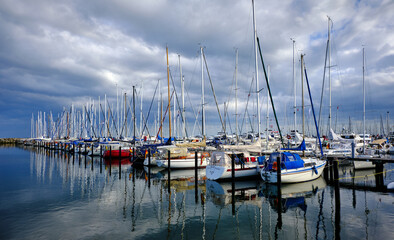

[1,0,393,138]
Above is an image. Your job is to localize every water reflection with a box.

[0,147,393,239]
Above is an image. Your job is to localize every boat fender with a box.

[388,182,394,190]
[272,161,277,171]
[312,166,318,175]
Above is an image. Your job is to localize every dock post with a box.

[148,148,151,166]
[333,158,341,238]
[168,151,171,193]
[375,161,384,190]
[84,144,87,169]
[119,146,121,179]
[100,146,102,174]
[195,151,198,203]
[329,157,334,183]
[91,147,93,171]
[109,146,112,176]
[323,161,329,181]
[148,148,151,188]
[231,154,235,215]
[276,155,281,187]
[276,154,282,229]
[351,142,355,158]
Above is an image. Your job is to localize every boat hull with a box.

[206,165,262,180]
[103,149,132,158]
[156,158,208,169]
[260,161,326,183]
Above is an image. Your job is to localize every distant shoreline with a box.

[0,138,21,144]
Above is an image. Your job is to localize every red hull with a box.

[103,149,132,158]
[104,158,132,166]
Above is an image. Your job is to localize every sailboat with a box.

[260,55,326,183]
[206,0,265,180]
[354,48,376,170]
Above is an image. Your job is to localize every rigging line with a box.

[106,98,119,137]
[169,66,189,138]
[84,105,97,138]
[304,62,324,156]
[240,76,255,134]
[202,48,226,132]
[154,89,175,142]
[141,80,159,138]
[318,39,329,136]
[185,83,201,135]
[99,102,111,138]
[257,36,284,146]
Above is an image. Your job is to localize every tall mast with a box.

[133,86,136,142]
[266,65,270,150]
[105,94,107,137]
[140,82,143,139]
[328,16,332,132]
[301,55,304,137]
[252,0,260,137]
[291,38,296,132]
[235,49,239,141]
[387,111,390,136]
[179,55,186,139]
[125,92,127,138]
[201,46,205,137]
[116,83,119,138]
[362,47,365,152]
[166,46,172,140]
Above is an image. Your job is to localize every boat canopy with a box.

[265,152,304,171]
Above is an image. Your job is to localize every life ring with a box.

[384,144,390,149]
[272,161,277,171]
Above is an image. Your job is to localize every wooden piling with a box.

[195,151,198,203]
[119,146,121,179]
[168,151,171,193]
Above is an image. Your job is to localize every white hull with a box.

[156,158,208,169]
[206,165,262,180]
[353,161,375,170]
[260,161,326,183]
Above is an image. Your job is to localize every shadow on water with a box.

[0,146,393,239]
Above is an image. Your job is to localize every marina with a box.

[1,0,394,239]
[0,144,393,239]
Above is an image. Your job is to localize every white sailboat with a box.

[206,0,265,180]
[354,48,375,170]
[260,54,326,183]
[206,151,265,180]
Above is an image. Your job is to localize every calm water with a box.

[0,146,393,239]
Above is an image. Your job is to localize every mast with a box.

[105,94,107,137]
[266,65,270,150]
[201,46,205,137]
[125,92,127,138]
[387,111,390,137]
[179,55,186,139]
[328,16,332,132]
[166,46,172,140]
[140,82,143,139]
[252,0,261,137]
[291,38,296,132]
[362,47,365,153]
[301,54,305,156]
[235,49,239,141]
[133,86,136,142]
[117,83,119,138]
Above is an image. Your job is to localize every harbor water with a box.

[0,146,393,239]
